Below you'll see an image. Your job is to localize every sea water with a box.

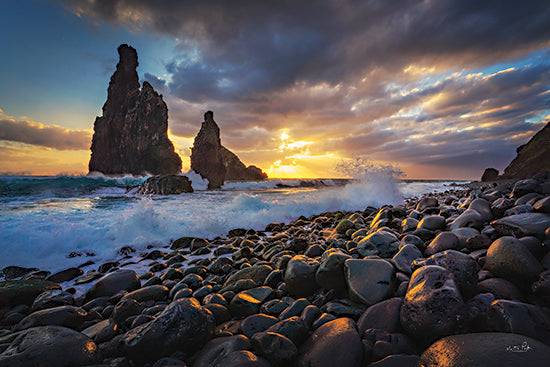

[0,170,466,274]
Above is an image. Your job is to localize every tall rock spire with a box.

[89,44,182,175]
[190,111,267,189]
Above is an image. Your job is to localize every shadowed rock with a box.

[502,121,550,179]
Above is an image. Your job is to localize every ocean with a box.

[0,170,466,276]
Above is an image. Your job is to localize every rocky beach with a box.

[1,173,550,366]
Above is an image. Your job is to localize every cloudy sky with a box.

[1,0,549,179]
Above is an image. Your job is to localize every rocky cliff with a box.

[190,111,267,189]
[89,44,182,176]
[502,121,550,179]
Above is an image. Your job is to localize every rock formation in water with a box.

[502,121,550,179]
[190,111,267,189]
[130,175,193,195]
[89,44,182,175]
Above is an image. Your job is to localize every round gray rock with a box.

[284,255,320,298]
[0,326,101,366]
[484,236,543,286]
[124,297,215,362]
[315,249,351,290]
[345,259,396,306]
[85,269,140,300]
[358,230,400,258]
[296,318,363,367]
[400,265,465,345]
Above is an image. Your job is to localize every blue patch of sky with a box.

[0,0,177,129]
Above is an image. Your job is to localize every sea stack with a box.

[191,111,267,189]
[89,44,182,175]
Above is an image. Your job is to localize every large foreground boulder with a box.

[124,297,215,362]
[296,318,363,367]
[0,326,101,366]
[400,265,465,345]
[418,332,550,367]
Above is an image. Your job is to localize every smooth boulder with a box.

[345,259,396,306]
[296,318,363,367]
[418,332,550,367]
[85,269,141,300]
[124,298,215,362]
[400,265,465,345]
[0,326,101,366]
[484,236,543,286]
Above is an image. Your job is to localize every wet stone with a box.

[239,314,279,338]
[192,335,251,367]
[229,286,274,318]
[85,269,140,301]
[0,280,61,308]
[424,232,460,257]
[124,298,215,363]
[400,265,466,345]
[284,255,320,298]
[345,259,396,306]
[0,326,101,366]
[15,305,88,331]
[418,332,550,367]
[296,318,363,367]
[31,290,74,311]
[484,236,544,286]
[252,331,298,366]
[46,268,83,283]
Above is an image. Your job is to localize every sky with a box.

[1,0,550,179]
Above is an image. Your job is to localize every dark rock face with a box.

[132,175,193,195]
[89,44,182,176]
[502,121,550,179]
[481,168,499,182]
[190,111,266,189]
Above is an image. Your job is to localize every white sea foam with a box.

[184,170,209,190]
[0,166,463,274]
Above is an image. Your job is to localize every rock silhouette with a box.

[191,111,266,189]
[502,121,549,179]
[89,44,182,176]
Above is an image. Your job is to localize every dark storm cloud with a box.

[60,0,550,102]
[0,118,91,150]
[57,0,550,177]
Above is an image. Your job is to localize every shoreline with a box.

[0,175,549,365]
